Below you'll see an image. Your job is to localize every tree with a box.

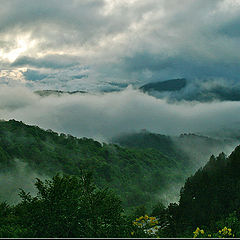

[16,172,130,238]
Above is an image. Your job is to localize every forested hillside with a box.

[173,146,240,236]
[0,119,189,209]
[1,120,240,238]
[112,131,236,171]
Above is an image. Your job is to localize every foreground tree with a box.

[15,172,131,238]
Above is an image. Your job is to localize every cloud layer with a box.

[1,86,240,142]
[1,0,240,91]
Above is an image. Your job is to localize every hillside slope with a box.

[0,120,188,208]
[112,131,237,171]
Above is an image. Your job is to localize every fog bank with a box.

[0,86,240,141]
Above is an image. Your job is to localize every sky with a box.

[1,0,240,92]
[1,0,240,140]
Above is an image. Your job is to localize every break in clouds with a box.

[0,86,240,141]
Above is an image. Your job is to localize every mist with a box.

[0,86,240,142]
[0,159,49,204]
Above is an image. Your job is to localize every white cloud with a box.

[0,86,240,142]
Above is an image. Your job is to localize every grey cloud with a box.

[12,54,80,69]
[219,17,240,37]
[0,1,105,31]
[1,0,240,91]
[121,51,240,84]
[0,87,39,110]
[93,0,240,86]
[0,0,133,49]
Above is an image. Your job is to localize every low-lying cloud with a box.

[1,86,240,142]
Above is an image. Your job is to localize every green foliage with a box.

[0,119,188,209]
[0,202,29,237]
[164,146,240,237]
[5,173,132,238]
[113,131,233,172]
[0,120,240,238]
[129,205,147,220]
[151,201,165,217]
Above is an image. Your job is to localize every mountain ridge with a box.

[139,78,187,93]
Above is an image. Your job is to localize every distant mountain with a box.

[34,90,87,97]
[112,131,237,171]
[139,78,187,93]
[112,131,177,157]
[185,85,240,102]
[139,78,240,102]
